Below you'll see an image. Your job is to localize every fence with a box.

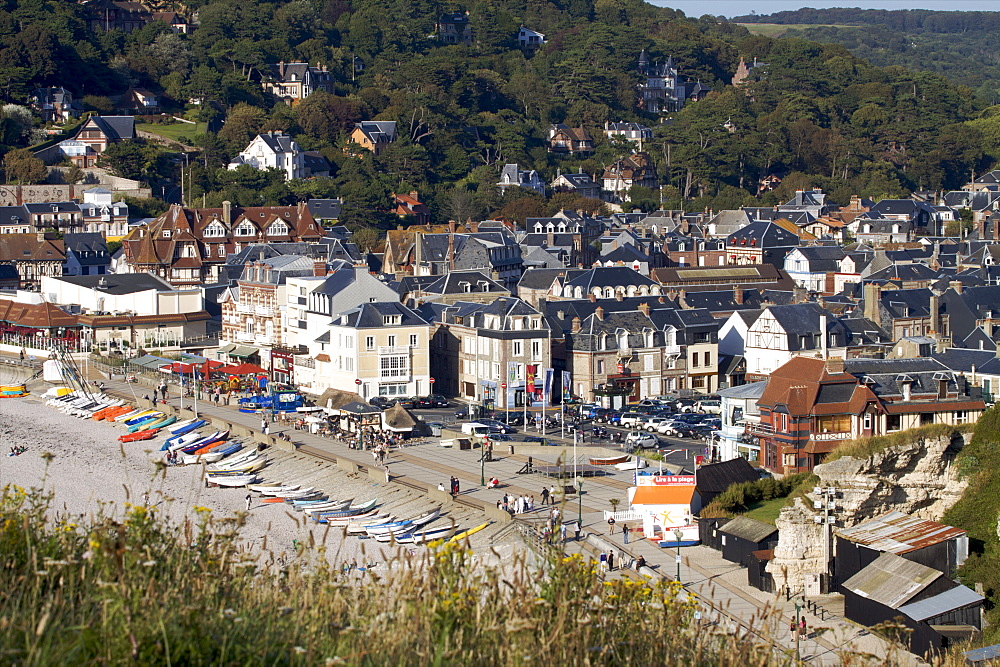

[602,509,645,522]
[0,332,92,354]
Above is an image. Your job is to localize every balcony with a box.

[255,335,274,346]
[378,345,411,355]
[235,331,255,343]
[663,343,682,357]
[255,305,273,317]
[746,422,774,436]
[236,303,253,314]
[811,431,852,441]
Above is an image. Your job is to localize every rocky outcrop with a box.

[768,430,971,592]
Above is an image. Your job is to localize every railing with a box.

[811,431,852,441]
[236,303,253,314]
[378,345,411,355]
[746,422,773,435]
[294,356,316,369]
[0,332,91,354]
[255,335,273,346]
[603,509,645,522]
[235,332,255,343]
[255,306,273,317]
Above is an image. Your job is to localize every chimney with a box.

[409,190,418,200]
[546,231,554,247]
[36,231,45,243]
[615,292,624,301]
[312,259,326,277]
[657,296,665,304]
[677,289,688,308]
[733,286,743,305]
[929,295,939,334]
[279,60,285,78]
[588,293,597,302]
[863,282,881,322]
[820,313,828,359]
[638,302,650,316]
[447,232,455,272]
[793,286,808,303]
[949,280,963,294]
[825,357,845,374]
[595,306,604,321]
[571,316,582,333]
[448,220,456,234]
[222,200,232,225]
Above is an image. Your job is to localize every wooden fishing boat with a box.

[323,509,382,526]
[138,415,177,432]
[402,525,457,545]
[207,474,258,488]
[312,498,378,521]
[248,484,300,494]
[589,455,631,466]
[345,514,397,533]
[365,508,441,537]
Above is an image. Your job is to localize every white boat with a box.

[403,525,458,544]
[210,457,267,474]
[302,500,352,515]
[263,486,316,498]
[248,484,300,494]
[207,474,259,487]
[167,418,196,433]
[180,451,226,465]
[345,514,397,533]
[212,449,259,468]
[615,458,649,471]
[324,509,382,525]
[365,508,441,537]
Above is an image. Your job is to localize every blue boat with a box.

[125,412,163,427]
[170,419,206,437]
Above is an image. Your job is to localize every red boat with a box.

[119,429,160,443]
[589,455,631,466]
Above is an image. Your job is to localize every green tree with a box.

[98,140,157,182]
[217,103,268,153]
[3,149,47,184]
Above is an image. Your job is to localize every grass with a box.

[824,423,974,463]
[135,120,204,143]
[0,483,788,664]
[743,496,789,526]
[736,23,854,37]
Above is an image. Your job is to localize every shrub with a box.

[701,472,813,517]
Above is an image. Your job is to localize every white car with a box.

[625,431,658,449]
[641,416,670,432]
[697,400,722,415]
[619,412,644,428]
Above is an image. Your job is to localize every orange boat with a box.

[261,497,287,504]
[118,429,159,443]
[95,406,132,421]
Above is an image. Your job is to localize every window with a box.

[379,355,409,379]
[597,360,604,374]
[162,230,171,238]
[817,415,851,432]
[387,335,396,347]
[513,341,523,356]
[954,411,969,424]
[365,336,375,351]
[235,222,256,236]
[409,334,418,347]
[382,315,401,325]
[704,351,711,366]
[378,383,407,396]
[644,354,653,371]
[691,352,699,368]
[217,245,226,257]
[266,221,289,236]
[863,413,872,430]
[203,224,225,238]
[531,340,541,360]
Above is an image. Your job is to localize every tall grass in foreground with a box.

[0,485,784,665]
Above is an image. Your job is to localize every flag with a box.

[562,370,572,401]
[526,365,536,394]
[508,362,518,384]
[543,368,554,397]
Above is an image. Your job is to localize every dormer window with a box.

[267,221,289,236]
[162,230,171,238]
[203,223,225,238]
[235,222,256,236]
[382,315,401,326]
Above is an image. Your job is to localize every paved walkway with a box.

[39,363,915,665]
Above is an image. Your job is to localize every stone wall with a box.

[767,429,971,592]
[0,182,151,205]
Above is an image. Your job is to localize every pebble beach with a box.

[0,393,508,572]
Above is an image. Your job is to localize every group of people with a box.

[539,485,559,505]
[498,492,535,515]
[790,617,808,641]
[370,446,389,465]
[8,445,26,456]
[155,381,169,405]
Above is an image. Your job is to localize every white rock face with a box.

[767,431,971,592]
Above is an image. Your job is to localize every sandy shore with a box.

[0,394,427,571]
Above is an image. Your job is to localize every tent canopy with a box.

[229,346,259,358]
[225,363,267,375]
[382,403,418,431]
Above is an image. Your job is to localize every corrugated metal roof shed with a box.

[717,516,777,543]
[897,585,984,622]
[842,552,941,609]
[835,511,966,554]
[963,643,1000,663]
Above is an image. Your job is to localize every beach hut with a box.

[842,552,984,656]
[698,516,730,551]
[747,549,775,593]
[716,516,778,567]
[834,511,968,590]
[381,403,418,435]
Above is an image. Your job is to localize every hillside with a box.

[0,0,992,226]
[733,8,1000,103]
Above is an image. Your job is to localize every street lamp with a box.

[501,382,508,423]
[481,434,488,486]
[577,478,583,524]
[673,527,684,582]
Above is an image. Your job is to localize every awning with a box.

[218,343,236,354]
[229,346,259,358]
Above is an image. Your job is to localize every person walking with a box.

[607,516,616,535]
[560,522,567,543]
[384,466,391,484]
[245,494,252,511]
[799,617,807,640]
[541,486,549,505]
[599,552,607,573]
[623,525,630,544]
[607,550,615,571]
[790,620,797,642]
[261,417,269,436]
[549,485,556,504]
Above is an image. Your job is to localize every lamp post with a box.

[673,527,684,582]
[794,601,801,660]
[355,378,363,449]
[481,434,487,486]
[577,478,583,524]
[501,382,508,423]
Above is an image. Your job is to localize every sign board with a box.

[651,475,696,486]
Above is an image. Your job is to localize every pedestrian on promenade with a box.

[607,516,616,535]
[384,466,391,484]
[599,552,607,573]
[799,617,807,639]
[608,550,615,571]
[623,525,630,544]
[789,620,797,641]
[541,487,549,504]
[560,522,567,542]
[574,522,581,541]
[261,417,269,435]
[246,494,252,511]
[549,485,556,504]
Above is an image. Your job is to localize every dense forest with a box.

[734,8,1000,105]
[0,0,998,228]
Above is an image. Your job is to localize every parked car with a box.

[369,396,394,408]
[619,412,644,428]
[579,403,602,418]
[625,430,658,449]
[697,399,722,415]
[487,433,514,441]
[476,418,516,434]
[640,416,670,432]
[430,394,450,407]
[414,396,436,408]
[394,397,418,409]
[675,398,699,413]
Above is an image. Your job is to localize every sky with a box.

[648,0,1000,19]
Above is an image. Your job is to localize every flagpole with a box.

[193,367,198,417]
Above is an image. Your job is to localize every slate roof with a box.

[87,116,135,141]
[24,202,80,215]
[695,458,760,494]
[931,348,997,372]
[767,302,838,335]
[564,266,656,290]
[790,245,846,272]
[338,301,428,328]
[422,270,504,295]
[726,220,801,248]
[63,233,109,267]
[866,263,939,282]
[0,206,29,227]
[717,380,767,399]
[54,273,173,294]
[354,121,397,144]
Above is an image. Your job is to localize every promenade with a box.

[20,358,916,666]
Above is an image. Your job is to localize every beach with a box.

[0,393,511,571]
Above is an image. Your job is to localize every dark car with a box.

[476,418,516,434]
[414,396,436,408]
[394,397,418,409]
[522,435,547,443]
[430,394,450,408]
[487,433,514,441]
[605,411,624,425]
[369,396,394,408]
